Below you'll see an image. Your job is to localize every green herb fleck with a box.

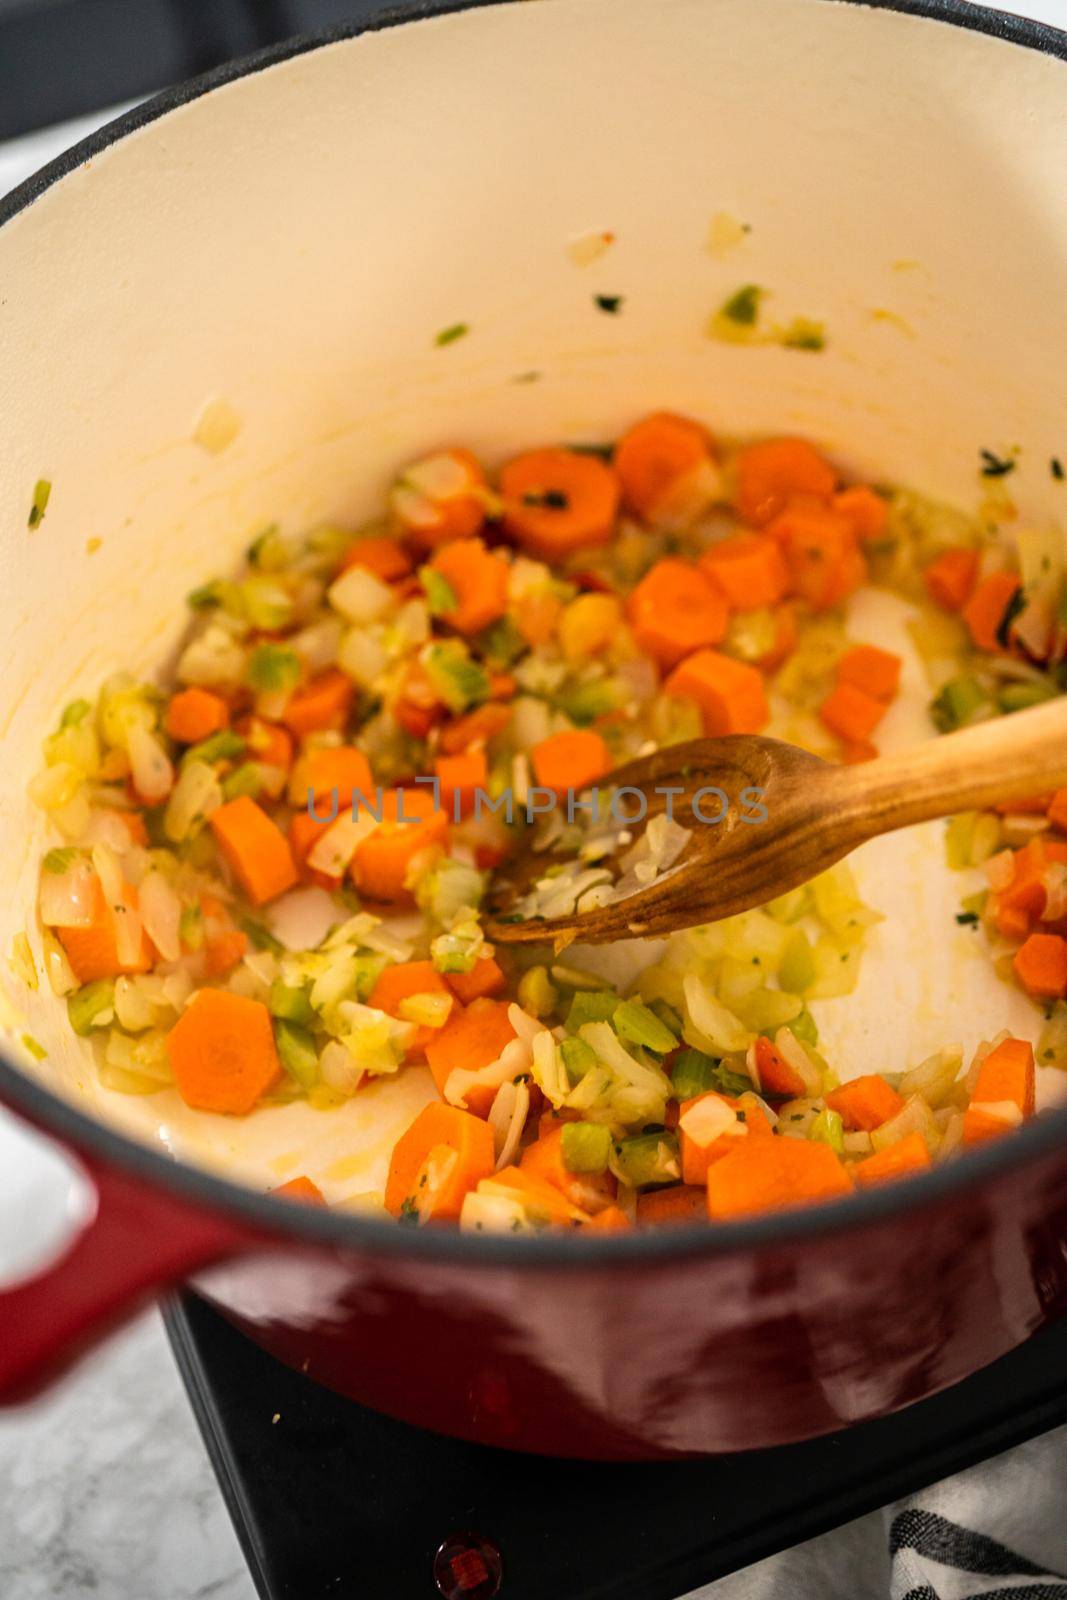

[239,916,284,955]
[27,479,52,529]
[780,317,826,352]
[43,847,80,875]
[511,370,542,385]
[1052,457,1065,481]
[568,442,614,460]
[980,448,1016,478]
[719,284,762,326]
[994,585,1027,649]
[522,489,570,509]
[955,910,979,926]
[247,644,301,695]
[398,1197,420,1225]
[21,1033,47,1061]
[435,322,469,347]
[420,566,460,617]
[594,294,623,315]
[60,699,92,729]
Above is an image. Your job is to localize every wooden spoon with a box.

[484,696,1067,946]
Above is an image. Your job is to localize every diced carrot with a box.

[819,682,888,744]
[287,811,343,892]
[395,449,488,551]
[1049,791,1067,833]
[825,1074,904,1132]
[427,538,509,635]
[489,1166,590,1227]
[424,999,518,1117]
[281,669,354,738]
[1013,932,1067,1000]
[165,687,230,744]
[664,649,769,736]
[438,702,512,756]
[500,448,620,559]
[972,1036,1035,1118]
[753,1035,806,1098]
[530,729,612,798]
[995,794,1053,816]
[57,876,154,984]
[445,955,506,1005]
[613,411,716,523]
[370,960,454,1058]
[734,438,838,526]
[516,590,563,647]
[626,558,729,668]
[842,740,879,764]
[520,1125,616,1213]
[636,1186,707,1226]
[923,548,979,613]
[210,796,298,906]
[833,485,889,544]
[235,716,293,772]
[435,749,488,820]
[836,644,902,702]
[350,787,449,904]
[962,571,1021,653]
[852,1130,931,1189]
[700,533,789,610]
[272,1175,326,1204]
[586,1204,632,1231]
[204,928,249,977]
[384,1102,495,1221]
[996,838,1067,932]
[706,1137,852,1220]
[339,535,412,582]
[166,989,281,1115]
[489,672,517,701]
[678,1093,770,1185]
[961,1106,1017,1148]
[292,746,374,807]
[768,502,867,611]
[394,662,444,740]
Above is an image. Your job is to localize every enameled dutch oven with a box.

[2,0,1067,1459]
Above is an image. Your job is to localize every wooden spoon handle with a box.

[827,696,1067,841]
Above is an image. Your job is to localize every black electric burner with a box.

[164,1291,1067,1600]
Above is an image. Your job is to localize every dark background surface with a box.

[0,0,396,141]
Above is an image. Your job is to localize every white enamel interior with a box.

[1,0,1066,1204]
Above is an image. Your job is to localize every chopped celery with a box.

[274,1020,319,1088]
[930,675,988,732]
[565,991,619,1031]
[247,644,301,694]
[805,937,863,1000]
[611,1131,681,1189]
[60,698,92,729]
[733,987,803,1033]
[560,1035,598,1082]
[239,916,284,955]
[944,812,976,870]
[555,679,618,727]
[241,576,294,630]
[517,965,559,1020]
[551,963,608,993]
[269,980,317,1027]
[998,680,1059,714]
[779,928,816,993]
[222,762,264,800]
[475,615,526,668]
[67,980,116,1036]
[809,1107,844,1155]
[613,998,678,1054]
[181,730,246,769]
[711,1063,753,1098]
[43,846,81,874]
[28,477,52,528]
[247,524,293,571]
[648,997,683,1036]
[422,641,489,712]
[969,812,1001,865]
[670,1047,717,1101]
[561,1121,611,1174]
[179,904,204,951]
[420,567,459,616]
[791,1007,819,1046]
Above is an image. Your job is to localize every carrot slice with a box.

[825,1074,904,1132]
[974,1036,1035,1118]
[626,558,729,668]
[520,1125,616,1213]
[1048,791,1067,833]
[530,729,611,798]
[235,716,293,772]
[204,928,249,978]
[962,571,1021,653]
[350,787,449,903]
[768,502,866,611]
[445,955,506,1005]
[841,740,879,765]
[57,877,154,984]
[424,999,518,1117]
[636,1186,708,1226]
[370,960,454,1058]
[664,649,769,736]
[288,811,343,892]
[395,449,488,551]
[435,750,488,819]
[516,590,563,647]
[819,682,888,744]
[272,1175,327,1204]
[835,644,902,702]
[1013,932,1067,1000]
[753,1035,806,1098]
[292,746,374,807]
[613,411,716,523]
[587,1203,633,1231]
[384,1102,495,1221]
[339,535,412,582]
[210,796,298,907]
[706,1137,852,1220]
[438,702,512,756]
[852,1130,931,1189]
[923,548,979,613]
[281,669,354,738]
[165,687,230,744]
[833,485,889,544]
[700,533,789,610]
[500,448,620,559]
[734,438,838,526]
[167,989,281,1115]
[427,538,509,635]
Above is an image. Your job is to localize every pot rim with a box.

[2,0,1066,1269]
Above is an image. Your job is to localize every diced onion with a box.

[327,566,395,625]
[39,859,98,928]
[138,870,182,962]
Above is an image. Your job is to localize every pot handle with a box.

[0,1140,258,1403]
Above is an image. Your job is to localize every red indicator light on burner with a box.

[433,1532,503,1599]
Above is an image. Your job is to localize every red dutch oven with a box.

[1,0,1067,1459]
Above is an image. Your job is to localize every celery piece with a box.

[475,615,525,669]
[179,904,204,952]
[181,730,246,769]
[269,980,317,1028]
[247,644,302,695]
[43,846,81,874]
[613,998,678,1054]
[60,698,92,729]
[930,675,987,733]
[809,1107,844,1155]
[561,1120,611,1175]
[565,990,619,1032]
[560,1035,598,1082]
[422,641,489,713]
[611,1131,681,1189]
[959,890,988,921]
[274,1020,319,1089]
[222,762,263,801]
[28,478,52,528]
[719,284,762,326]
[247,523,291,571]
[67,980,116,1036]
[551,963,607,993]
[241,576,294,631]
[998,680,1059,714]
[734,987,803,1033]
[419,567,459,617]
[555,679,618,727]
[239,916,284,956]
[517,964,559,1020]
[790,1007,819,1046]
[187,578,242,613]
[779,928,816,994]
[944,812,976,871]
[670,1047,717,1102]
